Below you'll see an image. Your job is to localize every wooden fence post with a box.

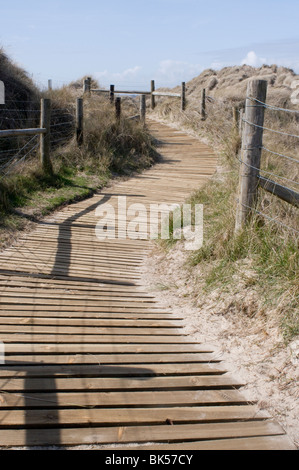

[235,80,268,233]
[151,80,155,110]
[76,98,84,146]
[140,94,146,124]
[232,105,238,130]
[40,98,53,175]
[115,97,121,122]
[110,85,115,104]
[201,88,206,120]
[239,108,244,136]
[0,80,5,104]
[181,82,186,111]
[83,77,91,95]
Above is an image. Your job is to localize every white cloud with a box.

[95,66,142,84]
[95,60,205,89]
[156,60,204,85]
[241,51,267,67]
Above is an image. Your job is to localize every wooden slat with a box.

[100,435,295,451]
[0,119,293,450]
[0,363,226,378]
[1,343,211,354]
[0,389,250,408]
[0,334,190,344]
[0,325,182,335]
[0,421,287,448]
[0,317,182,328]
[2,353,218,365]
[0,405,267,428]
[0,374,244,392]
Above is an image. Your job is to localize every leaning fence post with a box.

[235,79,268,233]
[201,88,206,120]
[76,98,84,146]
[115,97,121,122]
[181,82,186,111]
[40,98,53,175]
[151,80,155,110]
[140,94,146,124]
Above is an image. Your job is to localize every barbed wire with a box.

[240,202,299,235]
[247,97,299,115]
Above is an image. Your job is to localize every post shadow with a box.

[50,195,112,278]
[0,191,155,447]
[0,360,155,448]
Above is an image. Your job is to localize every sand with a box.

[140,241,299,449]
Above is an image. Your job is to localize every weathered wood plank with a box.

[1,344,211,355]
[101,435,295,451]
[259,176,299,207]
[2,353,219,365]
[0,421,286,448]
[0,389,250,408]
[0,334,190,344]
[0,374,244,392]
[0,119,292,450]
[0,363,226,378]
[0,405,267,428]
[0,317,183,328]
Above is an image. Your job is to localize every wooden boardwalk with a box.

[0,120,295,449]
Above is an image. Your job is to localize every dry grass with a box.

[0,50,158,247]
[150,64,299,342]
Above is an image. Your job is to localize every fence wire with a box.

[0,134,40,175]
[238,155,299,187]
[240,201,299,235]
[242,118,299,140]
[261,146,299,165]
[239,95,299,235]
[0,100,76,175]
[247,97,299,115]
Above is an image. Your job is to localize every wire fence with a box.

[0,100,76,175]
[1,84,299,239]
[242,118,299,140]
[237,91,299,235]
[239,201,299,235]
[0,134,40,175]
[247,96,299,115]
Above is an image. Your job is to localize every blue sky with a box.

[1,0,299,90]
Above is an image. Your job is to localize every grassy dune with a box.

[150,64,299,342]
[0,51,158,247]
